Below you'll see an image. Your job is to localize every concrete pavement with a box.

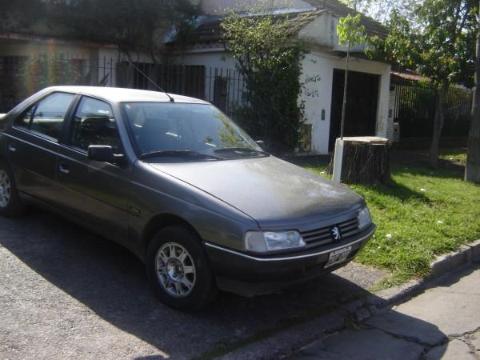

[292,265,480,360]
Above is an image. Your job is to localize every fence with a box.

[393,84,472,139]
[116,62,246,118]
[0,55,245,118]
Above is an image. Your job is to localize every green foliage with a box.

[221,14,305,153]
[370,0,477,88]
[337,14,367,48]
[339,0,419,23]
[417,0,477,87]
[368,11,420,69]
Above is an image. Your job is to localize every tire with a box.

[0,161,25,217]
[146,225,217,311]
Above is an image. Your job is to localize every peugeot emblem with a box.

[331,226,342,241]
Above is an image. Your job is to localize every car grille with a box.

[301,217,360,248]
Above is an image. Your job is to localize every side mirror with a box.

[88,145,125,165]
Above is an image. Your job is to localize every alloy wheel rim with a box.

[155,242,196,298]
[0,170,11,208]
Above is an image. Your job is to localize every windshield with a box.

[123,102,266,161]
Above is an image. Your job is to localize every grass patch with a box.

[302,150,480,284]
[439,148,467,165]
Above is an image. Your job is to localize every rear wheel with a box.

[0,162,25,217]
[146,226,217,311]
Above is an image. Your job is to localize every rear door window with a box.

[14,92,74,142]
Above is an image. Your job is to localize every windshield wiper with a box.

[214,147,269,157]
[139,150,221,160]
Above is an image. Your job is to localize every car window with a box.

[123,103,261,159]
[14,107,35,129]
[70,97,121,152]
[29,93,74,141]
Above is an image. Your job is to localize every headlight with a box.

[245,231,306,252]
[358,207,372,229]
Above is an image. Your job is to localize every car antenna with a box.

[127,60,175,103]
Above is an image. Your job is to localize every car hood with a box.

[148,156,363,228]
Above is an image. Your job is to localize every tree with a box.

[336,14,367,139]
[1,0,198,62]
[340,0,419,23]
[370,1,476,168]
[466,1,480,183]
[0,0,46,32]
[48,0,198,60]
[221,13,305,153]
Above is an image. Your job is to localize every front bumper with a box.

[205,224,376,296]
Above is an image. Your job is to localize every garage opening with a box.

[329,69,380,151]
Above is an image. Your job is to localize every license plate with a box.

[324,246,352,268]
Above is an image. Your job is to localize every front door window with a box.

[70,97,121,153]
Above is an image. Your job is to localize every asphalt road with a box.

[0,209,386,360]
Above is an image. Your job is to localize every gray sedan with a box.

[0,86,375,310]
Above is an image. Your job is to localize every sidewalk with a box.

[292,265,480,360]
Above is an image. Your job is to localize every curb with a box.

[217,239,480,360]
[367,238,480,312]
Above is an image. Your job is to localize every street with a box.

[293,265,480,360]
[0,209,386,360]
[1,209,478,360]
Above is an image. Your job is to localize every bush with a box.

[222,13,305,154]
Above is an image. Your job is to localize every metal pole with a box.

[340,0,356,140]
[340,42,350,140]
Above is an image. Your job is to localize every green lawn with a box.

[302,149,480,285]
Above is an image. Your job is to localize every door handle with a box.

[8,144,16,152]
[58,163,70,175]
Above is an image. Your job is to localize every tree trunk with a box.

[429,85,447,168]
[332,137,391,185]
[465,3,480,183]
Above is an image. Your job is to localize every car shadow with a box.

[0,209,448,359]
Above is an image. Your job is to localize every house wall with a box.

[0,37,156,94]
[200,0,313,14]
[300,51,392,154]
[0,39,95,59]
[175,48,392,155]
[298,12,367,52]
[0,38,123,88]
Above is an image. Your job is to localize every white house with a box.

[0,0,394,155]
[171,0,394,154]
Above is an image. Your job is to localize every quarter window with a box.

[14,92,74,141]
[70,97,121,152]
[15,107,34,128]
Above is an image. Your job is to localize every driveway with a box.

[0,209,387,360]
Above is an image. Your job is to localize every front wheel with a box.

[146,226,217,311]
[0,162,25,217]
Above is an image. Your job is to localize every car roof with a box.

[44,86,210,105]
